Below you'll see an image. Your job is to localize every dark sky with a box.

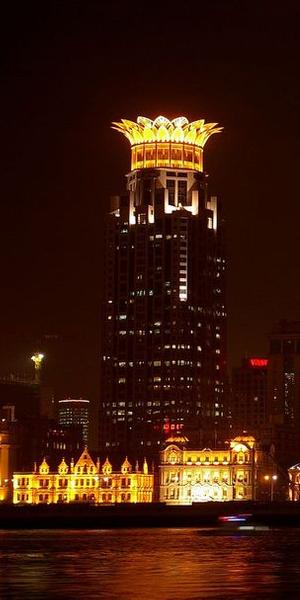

[1,1,300,414]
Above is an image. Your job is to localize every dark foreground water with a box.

[1,528,300,599]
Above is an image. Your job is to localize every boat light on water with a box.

[238,525,269,531]
[215,513,269,534]
[218,514,252,524]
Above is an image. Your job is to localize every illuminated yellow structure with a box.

[288,463,300,501]
[13,448,153,504]
[31,352,45,383]
[159,435,260,504]
[112,116,222,173]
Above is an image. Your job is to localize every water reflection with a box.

[0,529,299,599]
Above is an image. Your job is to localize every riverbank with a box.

[1,502,300,529]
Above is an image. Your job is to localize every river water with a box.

[1,528,300,599]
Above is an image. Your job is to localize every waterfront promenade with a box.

[1,502,300,529]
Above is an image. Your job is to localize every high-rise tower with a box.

[267,321,300,467]
[100,116,227,458]
[231,357,268,434]
[58,398,90,445]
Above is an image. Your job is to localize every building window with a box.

[167,179,175,205]
[178,180,187,205]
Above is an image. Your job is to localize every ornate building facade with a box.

[159,435,268,504]
[13,448,153,504]
[288,463,300,501]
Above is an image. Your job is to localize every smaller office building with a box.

[231,357,268,433]
[159,435,268,504]
[58,398,90,445]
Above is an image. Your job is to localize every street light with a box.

[264,474,277,501]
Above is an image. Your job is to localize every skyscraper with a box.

[100,116,227,458]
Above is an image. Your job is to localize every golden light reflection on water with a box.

[0,529,299,599]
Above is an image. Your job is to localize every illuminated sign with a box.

[163,422,184,433]
[249,358,268,368]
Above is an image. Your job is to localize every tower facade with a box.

[100,116,227,458]
[267,321,300,467]
[231,357,269,434]
[58,398,90,445]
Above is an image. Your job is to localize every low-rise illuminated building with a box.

[159,435,267,504]
[288,463,300,501]
[13,447,153,504]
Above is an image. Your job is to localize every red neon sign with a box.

[163,422,184,433]
[249,358,268,367]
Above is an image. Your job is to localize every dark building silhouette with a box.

[0,376,40,420]
[100,115,227,458]
[40,423,83,464]
[0,376,70,470]
[230,324,300,474]
[231,357,268,434]
[58,398,90,445]
[0,375,54,421]
[267,321,300,468]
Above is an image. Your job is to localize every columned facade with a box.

[159,435,258,505]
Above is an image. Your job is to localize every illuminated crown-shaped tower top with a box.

[112,115,222,172]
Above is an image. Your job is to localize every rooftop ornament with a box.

[112,115,222,172]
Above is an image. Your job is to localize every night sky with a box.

[1,1,300,434]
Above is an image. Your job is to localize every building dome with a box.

[164,435,189,446]
[231,435,256,449]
